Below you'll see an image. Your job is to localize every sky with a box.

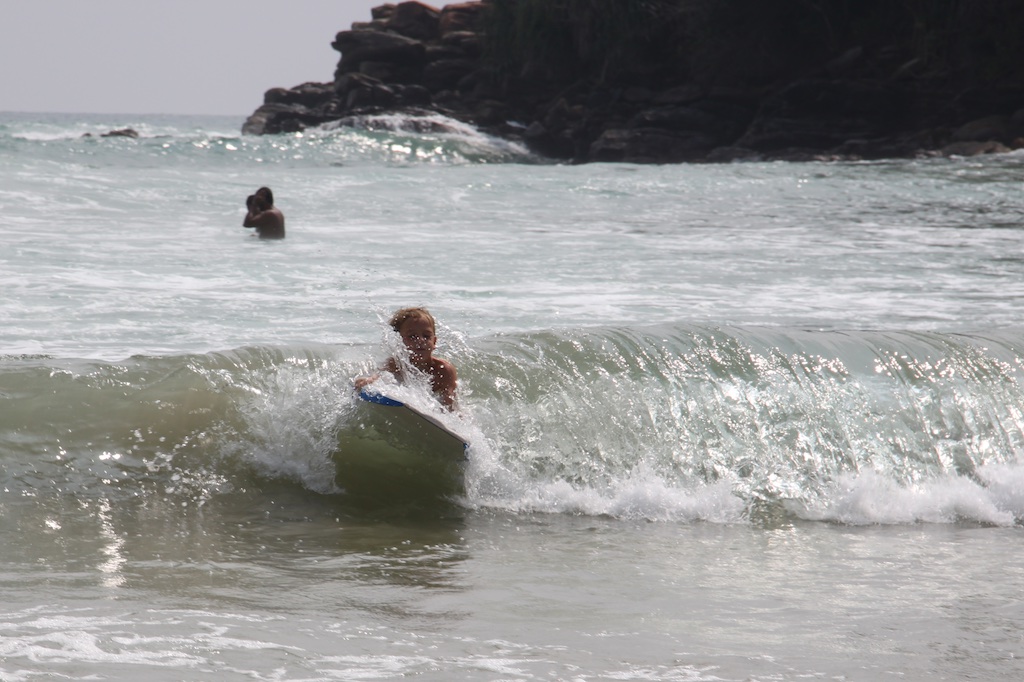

[0,0,382,116]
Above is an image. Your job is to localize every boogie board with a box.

[332,388,469,505]
[357,389,470,460]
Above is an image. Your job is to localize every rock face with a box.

[81,128,140,139]
[242,1,1024,163]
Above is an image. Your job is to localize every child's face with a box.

[398,317,436,360]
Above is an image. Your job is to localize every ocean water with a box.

[2,110,1024,680]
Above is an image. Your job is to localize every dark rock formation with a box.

[82,127,140,139]
[242,1,1024,164]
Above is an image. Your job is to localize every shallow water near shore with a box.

[4,501,1022,681]
[2,111,1024,680]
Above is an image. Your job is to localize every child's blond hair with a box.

[389,307,436,334]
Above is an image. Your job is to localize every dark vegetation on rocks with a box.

[243,0,1024,163]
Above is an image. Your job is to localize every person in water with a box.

[355,307,458,410]
[243,186,285,239]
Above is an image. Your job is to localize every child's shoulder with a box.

[433,357,457,374]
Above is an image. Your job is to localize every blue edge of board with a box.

[358,389,405,407]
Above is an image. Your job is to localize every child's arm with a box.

[353,359,400,391]
[432,360,458,410]
[353,374,379,391]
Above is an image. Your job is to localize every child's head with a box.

[389,307,437,360]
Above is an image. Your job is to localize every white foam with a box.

[791,465,1023,526]
[315,111,534,163]
[464,458,747,523]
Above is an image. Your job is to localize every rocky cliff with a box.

[242,0,1024,164]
